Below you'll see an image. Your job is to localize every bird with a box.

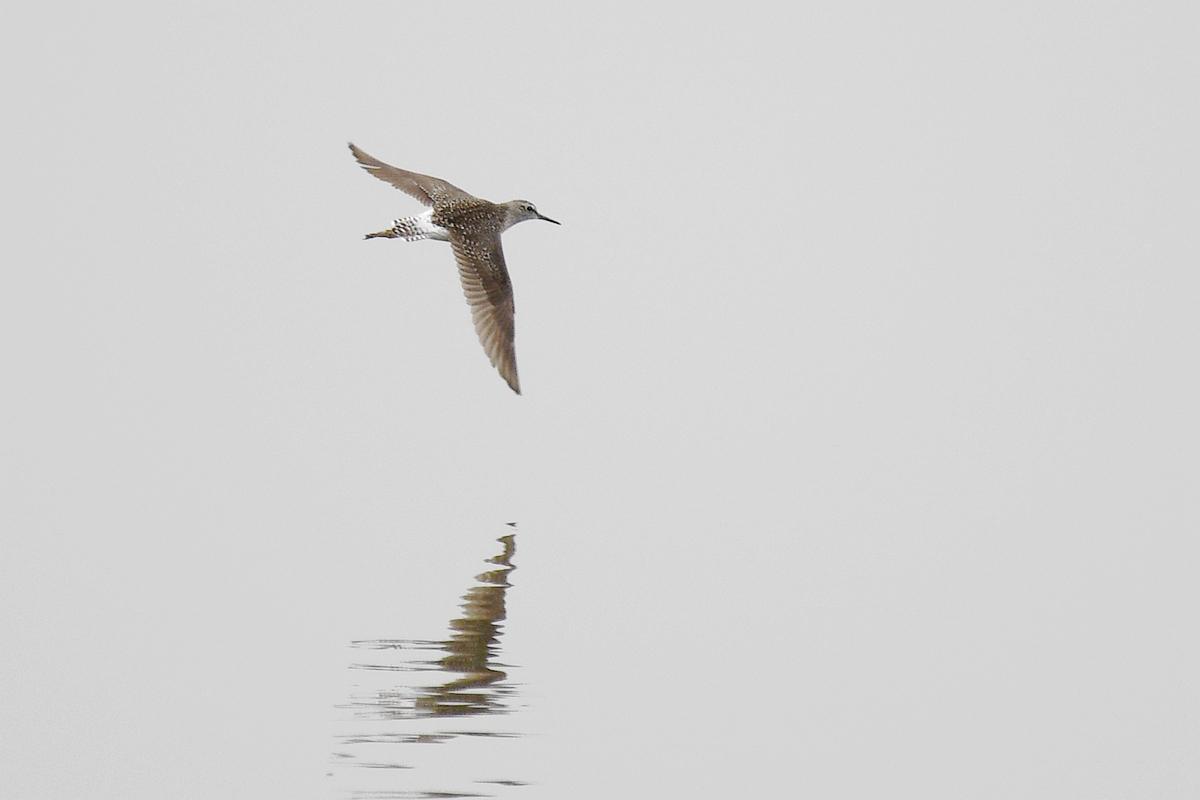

[348,143,559,394]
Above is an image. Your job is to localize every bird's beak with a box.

[537,213,561,225]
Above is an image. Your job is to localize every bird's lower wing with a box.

[449,231,520,394]
[348,143,473,207]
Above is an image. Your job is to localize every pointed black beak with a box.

[537,213,561,225]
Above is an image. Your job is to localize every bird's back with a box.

[432,197,507,236]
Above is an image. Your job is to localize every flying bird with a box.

[349,143,559,394]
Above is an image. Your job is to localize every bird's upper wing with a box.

[449,230,520,394]
[348,143,475,207]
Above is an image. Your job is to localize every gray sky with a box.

[3,2,1198,798]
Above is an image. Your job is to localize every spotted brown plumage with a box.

[349,143,559,394]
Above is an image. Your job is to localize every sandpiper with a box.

[349,143,559,394]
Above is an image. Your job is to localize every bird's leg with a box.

[364,226,401,240]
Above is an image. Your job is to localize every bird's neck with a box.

[499,203,524,232]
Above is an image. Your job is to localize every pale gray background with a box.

[2,2,1198,798]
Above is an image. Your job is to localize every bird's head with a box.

[504,200,560,229]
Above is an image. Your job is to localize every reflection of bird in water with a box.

[334,533,526,795]
[415,533,516,717]
[347,533,518,722]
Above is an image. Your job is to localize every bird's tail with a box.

[364,215,434,242]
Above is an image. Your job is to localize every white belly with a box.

[414,209,451,241]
